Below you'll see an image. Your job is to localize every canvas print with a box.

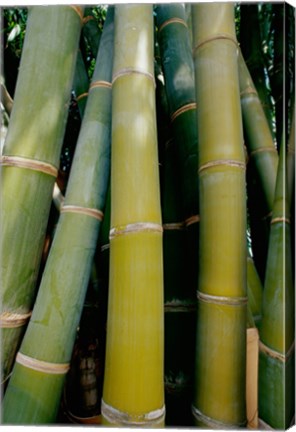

[0,2,295,429]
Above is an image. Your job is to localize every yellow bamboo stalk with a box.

[101,5,165,427]
[192,3,247,428]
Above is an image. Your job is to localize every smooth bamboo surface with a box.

[192,3,247,427]
[2,9,114,423]
[155,6,197,424]
[238,51,278,281]
[0,5,82,385]
[247,254,263,328]
[258,137,295,429]
[101,5,164,427]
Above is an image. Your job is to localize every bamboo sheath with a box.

[0,6,83,385]
[101,5,164,427]
[192,4,247,427]
[258,138,295,429]
[2,8,114,424]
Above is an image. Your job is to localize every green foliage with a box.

[3,8,27,56]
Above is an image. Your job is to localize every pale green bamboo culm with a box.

[0,5,83,387]
[101,4,165,427]
[192,3,247,427]
[2,7,114,424]
[258,135,295,429]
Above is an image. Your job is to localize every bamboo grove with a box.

[0,2,295,429]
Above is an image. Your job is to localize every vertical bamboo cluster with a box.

[101,5,165,427]
[0,5,83,386]
[258,139,295,429]
[192,3,247,427]
[2,8,114,424]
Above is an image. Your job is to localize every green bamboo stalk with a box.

[2,8,114,423]
[238,51,279,281]
[73,49,90,117]
[192,3,247,427]
[239,4,274,134]
[156,68,194,426]
[258,135,295,429]
[0,5,83,386]
[101,5,165,427]
[247,253,263,329]
[155,5,197,425]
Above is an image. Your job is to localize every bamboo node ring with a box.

[76,92,88,102]
[110,222,163,239]
[163,222,185,231]
[197,291,248,306]
[270,216,290,225]
[0,155,58,177]
[240,86,258,98]
[112,68,155,87]
[198,159,245,174]
[259,340,295,363]
[0,311,32,328]
[171,103,197,123]
[185,214,200,227]
[61,205,104,221]
[192,404,246,429]
[90,80,112,90]
[69,5,84,24]
[101,399,165,425]
[249,147,277,157]
[16,352,70,374]
[193,33,238,57]
[158,17,188,33]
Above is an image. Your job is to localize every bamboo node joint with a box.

[0,155,58,177]
[101,399,165,425]
[0,311,32,328]
[193,33,238,57]
[171,103,197,123]
[16,352,70,375]
[90,80,112,90]
[198,159,245,174]
[197,291,248,306]
[112,68,155,87]
[259,340,295,362]
[110,222,163,239]
[61,205,104,221]
[158,17,187,33]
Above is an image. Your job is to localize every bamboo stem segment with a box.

[192,3,247,427]
[0,5,83,384]
[2,8,114,423]
[102,5,164,427]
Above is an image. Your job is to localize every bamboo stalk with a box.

[2,8,114,423]
[247,253,263,328]
[0,5,83,385]
[155,5,197,424]
[73,49,90,117]
[258,135,295,429]
[238,51,279,281]
[192,4,247,427]
[101,5,165,427]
